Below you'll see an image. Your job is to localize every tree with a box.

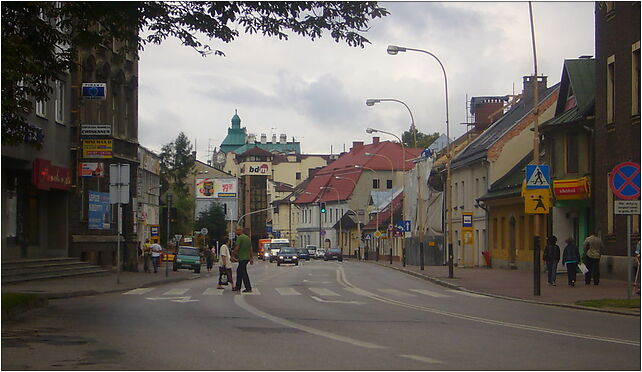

[195,202,228,247]
[159,132,195,196]
[402,128,441,149]
[2,2,389,147]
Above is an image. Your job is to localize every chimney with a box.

[372,136,380,145]
[351,141,364,153]
[522,75,548,98]
[279,134,287,145]
[470,96,509,131]
[260,133,267,144]
[271,134,277,144]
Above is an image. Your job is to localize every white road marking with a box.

[377,289,417,297]
[171,297,199,303]
[303,280,332,284]
[145,296,192,301]
[309,287,340,297]
[310,296,364,305]
[344,287,375,297]
[163,288,190,296]
[234,295,383,349]
[203,288,224,296]
[275,287,301,295]
[398,354,443,364]
[446,290,489,298]
[123,288,155,295]
[409,289,451,298]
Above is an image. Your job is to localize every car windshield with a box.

[297,249,307,253]
[178,248,199,256]
[280,248,296,254]
[271,242,289,249]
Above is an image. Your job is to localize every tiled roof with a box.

[542,58,595,129]
[362,192,404,230]
[232,142,301,155]
[239,146,274,157]
[479,151,533,201]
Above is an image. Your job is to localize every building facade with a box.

[135,146,161,246]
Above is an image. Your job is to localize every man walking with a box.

[150,241,163,273]
[584,232,603,285]
[232,226,253,293]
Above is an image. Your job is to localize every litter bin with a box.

[482,251,491,267]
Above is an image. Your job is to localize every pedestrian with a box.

[583,232,603,285]
[543,236,560,286]
[232,226,253,293]
[150,241,163,273]
[143,239,152,273]
[217,237,234,290]
[204,245,214,272]
[562,237,580,286]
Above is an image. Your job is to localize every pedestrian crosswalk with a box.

[123,286,491,300]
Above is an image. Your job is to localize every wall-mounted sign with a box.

[149,225,160,236]
[195,178,238,198]
[81,124,111,136]
[614,200,641,215]
[239,162,271,176]
[553,177,590,200]
[32,158,72,191]
[83,139,113,158]
[80,162,104,177]
[82,83,106,99]
[88,191,111,229]
[462,212,473,230]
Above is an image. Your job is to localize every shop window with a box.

[607,55,615,124]
[632,42,640,116]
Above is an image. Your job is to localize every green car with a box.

[173,246,202,273]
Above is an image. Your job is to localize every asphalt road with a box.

[2,260,640,370]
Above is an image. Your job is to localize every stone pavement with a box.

[368,259,640,315]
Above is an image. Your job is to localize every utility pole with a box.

[529,2,541,296]
[166,194,172,278]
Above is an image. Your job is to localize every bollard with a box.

[534,236,541,296]
[389,248,393,264]
[402,247,406,267]
[448,243,454,279]
[420,242,424,271]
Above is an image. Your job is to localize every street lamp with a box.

[320,186,342,253]
[365,99,416,148]
[387,44,454,278]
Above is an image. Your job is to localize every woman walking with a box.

[543,236,560,286]
[562,237,580,287]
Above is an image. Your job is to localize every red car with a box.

[323,248,343,262]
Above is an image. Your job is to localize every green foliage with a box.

[195,202,228,245]
[159,132,195,196]
[172,191,196,236]
[2,2,389,147]
[401,128,441,149]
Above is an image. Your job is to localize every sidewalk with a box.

[367,259,640,316]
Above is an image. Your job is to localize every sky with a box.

[138,1,595,163]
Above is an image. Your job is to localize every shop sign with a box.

[81,124,111,136]
[239,162,271,176]
[80,162,104,177]
[32,158,72,191]
[149,225,160,237]
[88,191,111,229]
[553,177,590,200]
[83,139,113,158]
[195,178,238,198]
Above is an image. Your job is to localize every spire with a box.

[231,110,241,129]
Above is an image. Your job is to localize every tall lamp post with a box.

[320,186,342,253]
[387,44,454,278]
[365,152,397,262]
[366,99,417,148]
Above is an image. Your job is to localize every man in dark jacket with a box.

[562,238,580,287]
[543,236,560,285]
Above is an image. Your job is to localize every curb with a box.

[370,261,640,317]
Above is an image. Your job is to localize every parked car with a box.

[305,245,317,257]
[315,248,326,259]
[173,246,202,273]
[276,247,299,266]
[296,248,311,261]
[324,248,343,262]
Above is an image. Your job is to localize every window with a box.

[632,42,640,116]
[607,55,615,124]
[35,100,46,118]
[373,179,380,189]
[386,179,392,189]
[566,133,578,173]
[296,172,301,180]
[54,80,64,123]
[454,182,458,208]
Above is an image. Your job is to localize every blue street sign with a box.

[266,226,273,233]
[525,165,550,189]
[396,220,411,232]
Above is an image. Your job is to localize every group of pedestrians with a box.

[543,232,603,287]
[142,239,163,273]
[216,226,254,293]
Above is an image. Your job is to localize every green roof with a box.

[542,58,595,128]
[232,142,301,154]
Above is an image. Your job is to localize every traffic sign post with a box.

[109,164,130,284]
[609,162,641,299]
[524,188,552,214]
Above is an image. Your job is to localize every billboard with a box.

[80,162,104,177]
[195,178,238,198]
[239,162,271,176]
[83,139,113,158]
[88,191,111,229]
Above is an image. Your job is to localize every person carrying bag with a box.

[217,237,234,290]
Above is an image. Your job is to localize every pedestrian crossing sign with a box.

[523,188,552,214]
[525,165,550,189]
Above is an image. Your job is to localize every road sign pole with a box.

[117,202,122,284]
[627,215,632,299]
[166,194,172,278]
[420,242,425,271]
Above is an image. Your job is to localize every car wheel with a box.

[338,259,343,262]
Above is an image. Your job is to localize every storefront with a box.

[551,177,591,258]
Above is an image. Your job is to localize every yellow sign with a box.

[83,139,113,159]
[523,188,552,214]
[374,230,382,238]
[462,230,474,245]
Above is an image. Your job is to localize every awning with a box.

[553,177,590,200]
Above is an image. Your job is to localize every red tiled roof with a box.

[362,192,404,231]
[239,146,273,157]
[294,139,422,205]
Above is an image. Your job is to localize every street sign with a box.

[320,229,326,236]
[388,224,394,232]
[395,220,411,232]
[82,83,106,99]
[266,226,273,233]
[201,227,208,235]
[364,233,372,240]
[524,188,551,214]
[462,212,473,230]
[374,230,382,238]
[525,165,550,189]
[109,164,130,204]
[150,225,159,237]
[81,124,111,136]
[609,162,641,200]
[615,200,641,215]
[174,234,183,243]
[463,230,474,245]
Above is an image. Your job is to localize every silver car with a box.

[314,248,326,259]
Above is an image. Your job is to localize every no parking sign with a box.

[609,162,640,200]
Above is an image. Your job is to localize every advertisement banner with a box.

[83,139,113,158]
[32,158,72,191]
[553,177,590,200]
[195,178,238,198]
[239,162,271,176]
[88,191,111,229]
[80,162,104,177]
[81,124,111,136]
